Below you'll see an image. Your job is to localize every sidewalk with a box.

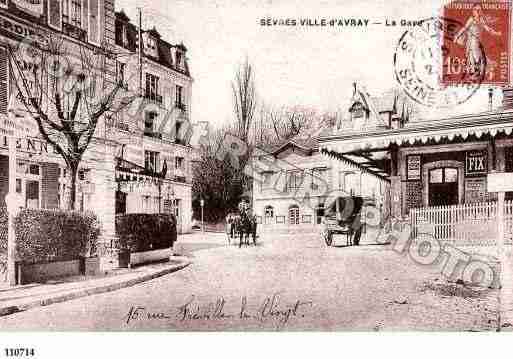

[0,256,191,317]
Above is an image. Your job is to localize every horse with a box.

[237,212,257,247]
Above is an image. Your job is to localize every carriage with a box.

[226,201,257,247]
[320,196,370,247]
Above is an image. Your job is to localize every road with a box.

[0,231,499,331]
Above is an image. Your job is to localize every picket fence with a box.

[410,200,513,244]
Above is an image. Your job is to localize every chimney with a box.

[502,87,513,109]
[488,88,493,111]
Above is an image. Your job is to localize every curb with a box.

[0,259,192,318]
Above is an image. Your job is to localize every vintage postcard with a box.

[1,0,513,354]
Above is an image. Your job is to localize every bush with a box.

[115,213,177,253]
[14,209,101,264]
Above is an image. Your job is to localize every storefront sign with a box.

[0,13,40,40]
[405,181,422,212]
[0,135,52,154]
[465,178,487,203]
[487,172,513,192]
[465,150,487,175]
[407,155,421,180]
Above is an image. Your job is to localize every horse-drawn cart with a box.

[320,196,370,247]
[226,201,258,247]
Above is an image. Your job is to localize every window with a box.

[172,198,180,218]
[289,205,300,225]
[287,170,303,192]
[147,36,156,50]
[116,61,127,88]
[144,150,160,173]
[71,0,81,27]
[261,171,274,190]
[145,73,160,102]
[174,157,184,169]
[144,111,156,136]
[316,203,325,225]
[311,168,326,190]
[429,167,458,184]
[176,51,182,69]
[175,85,184,109]
[62,0,82,27]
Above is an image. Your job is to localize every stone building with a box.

[251,86,391,233]
[0,0,194,242]
[112,10,193,233]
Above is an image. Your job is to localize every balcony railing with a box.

[62,23,87,42]
[144,131,162,139]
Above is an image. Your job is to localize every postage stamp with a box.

[442,0,511,86]
[394,17,484,108]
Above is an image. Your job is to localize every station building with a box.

[320,85,513,243]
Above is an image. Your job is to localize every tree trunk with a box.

[69,162,79,211]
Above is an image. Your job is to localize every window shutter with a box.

[88,0,99,45]
[82,0,89,31]
[48,0,62,30]
[0,48,8,114]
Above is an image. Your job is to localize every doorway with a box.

[428,167,459,206]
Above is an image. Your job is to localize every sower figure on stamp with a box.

[454,4,502,77]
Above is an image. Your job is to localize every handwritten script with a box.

[125,293,313,326]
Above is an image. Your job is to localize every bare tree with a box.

[8,35,137,210]
[232,58,257,143]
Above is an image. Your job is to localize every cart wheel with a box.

[323,232,333,246]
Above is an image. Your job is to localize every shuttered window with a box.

[0,48,8,115]
[48,0,62,30]
[88,0,99,45]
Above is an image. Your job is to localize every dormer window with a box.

[350,102,365,119]
[176,51,182,69]
[147,36,156,50]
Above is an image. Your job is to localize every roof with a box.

[114,11,190,76]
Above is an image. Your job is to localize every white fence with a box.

[410,200,513,244]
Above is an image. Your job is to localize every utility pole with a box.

[138,7,143,96]
[200,199,204,232]
[6,135,18,286]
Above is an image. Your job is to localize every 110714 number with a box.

[4,349,35,357]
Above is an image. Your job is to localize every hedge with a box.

[115,213,177,253]
[11,209,100,264]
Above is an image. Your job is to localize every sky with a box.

[116,0,507,128]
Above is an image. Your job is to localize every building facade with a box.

[0,0,194,244]
[112,10,193,233]
[252,128,389,233]
[320,85,513,243]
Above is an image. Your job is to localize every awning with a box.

[319,109,513,181]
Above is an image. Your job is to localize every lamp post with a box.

[200,199,204,232]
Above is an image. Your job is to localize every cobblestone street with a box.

[0,232,499,331]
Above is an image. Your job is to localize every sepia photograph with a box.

[0,0,513,353]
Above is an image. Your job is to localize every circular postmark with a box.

[393,17,485,108]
